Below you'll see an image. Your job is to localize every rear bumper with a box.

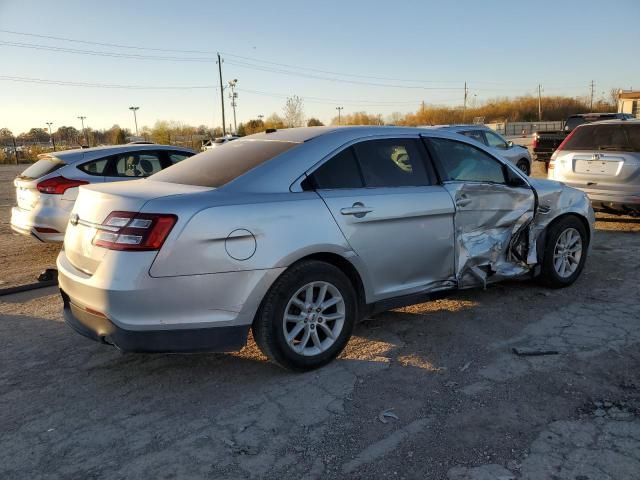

[57,250,286,351]
[10,206,67,242]
[563,187,640,214]
[61,290,249,353]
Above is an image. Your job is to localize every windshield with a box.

[563,124,640,152]
[19,156,66,179]
[149,138,300,187]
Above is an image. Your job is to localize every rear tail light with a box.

[37,176,89,194]
[93,211,177,251]
[554,128,578,154]
[532,134,539,149]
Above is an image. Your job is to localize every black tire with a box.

[516,159,530,176]
[252,260,357,372]
[537,216,588,289]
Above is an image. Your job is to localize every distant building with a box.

[617,90,640,118]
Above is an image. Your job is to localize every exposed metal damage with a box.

[445,178,594,289]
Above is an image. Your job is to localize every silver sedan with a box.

[58,126,594,371]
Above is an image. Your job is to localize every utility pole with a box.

[228,79,238,134]
[537,84,543,122]
[589,80,595,111]
[462,81,469,123]
[336,106,344,125]
[77,116,87,145]
[46,122,56,151]
[217,53,227,136]
[129,106,139,135]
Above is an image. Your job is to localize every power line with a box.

[0,40,214,62]
[1,74,453,106]
[0,75,217,89]
[0,28,217,54]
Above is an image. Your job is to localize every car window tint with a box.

[353,139,430,187]
[19,157,65,179]
[169,152,191,164]
[150,139,299,187]
[461,130,485,144]
[484,131,508,149]
[563,124,640,152]
[311,147,363,189]
[78,158,109,176]
[114,152,163,177]
[429,138,506,183]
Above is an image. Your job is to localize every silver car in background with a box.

[435,125,533,175]
[548,119,640,215]
[11,144,194,242]
[58,126,594,371]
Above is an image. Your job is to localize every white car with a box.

[11,144,194,242]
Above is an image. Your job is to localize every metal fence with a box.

[486,121,565,136]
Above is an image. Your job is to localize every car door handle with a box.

[456,199,472,207]
[340,203,373,218]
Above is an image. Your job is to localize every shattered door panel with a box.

[443,182,535,288]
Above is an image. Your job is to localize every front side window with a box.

[484,131,508,149]
[113,151,163,177]
[353,139,431,187]
[428,138,506,184]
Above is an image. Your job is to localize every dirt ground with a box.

[1,162,639,479]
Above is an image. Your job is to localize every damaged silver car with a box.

[58,126,594,371]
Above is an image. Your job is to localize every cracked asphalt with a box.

[1,163,640,479]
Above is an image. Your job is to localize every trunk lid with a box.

[63,180,212,274]
[553,150,640,193]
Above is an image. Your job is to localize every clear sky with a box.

[1,0,638,134]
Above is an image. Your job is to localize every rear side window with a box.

[310,148,363,189]
[563,124,640,152]
[78,158,109,176]
[113,152,163,177]
[19,157,65,179]
[428,138,506,183]
[150,139,300,187]
[353,139,431,187]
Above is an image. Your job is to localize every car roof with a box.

[43,143,195,164]
[576,118,640,127]
[568,112,626,118]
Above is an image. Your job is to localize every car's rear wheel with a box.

[538,216,588,288]
[252,260,356,371]
[516,159,530,176]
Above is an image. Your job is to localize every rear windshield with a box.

[19,157,65,179]
[149,139,300,187]
[563,124,640,152]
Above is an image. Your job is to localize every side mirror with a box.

[505,166,528,187]
[507,140,514,148]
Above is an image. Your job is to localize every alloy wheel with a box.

[282,281,345,357]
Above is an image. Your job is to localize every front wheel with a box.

[252,260,357,371]
[537,216,588,288]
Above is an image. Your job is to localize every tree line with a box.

[1,93,617,163]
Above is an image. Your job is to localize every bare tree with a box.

[609,88,621,108]
[283,96,305,127]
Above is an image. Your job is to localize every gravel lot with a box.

[1,161,639,479]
